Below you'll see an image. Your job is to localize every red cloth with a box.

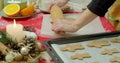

[99,17,115,32]
[0,12,115,42]
[0,13,51,41]
[0,12,116,63]
[0,13,43,30]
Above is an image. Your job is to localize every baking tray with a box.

[42,32,120,63]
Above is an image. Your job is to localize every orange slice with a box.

[20,4,35,16]
[4,4,20,17]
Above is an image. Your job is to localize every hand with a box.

[51,18,79,33]
[48,0,69,11]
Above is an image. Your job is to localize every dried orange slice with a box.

[4,4,20,17]
[20,4,35,16]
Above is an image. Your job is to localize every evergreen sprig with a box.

[0,31,12,44]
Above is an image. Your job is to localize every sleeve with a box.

[87,0,116,17]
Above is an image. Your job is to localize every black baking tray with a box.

[42,31,120,63]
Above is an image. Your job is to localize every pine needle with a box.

[0,31,12,44]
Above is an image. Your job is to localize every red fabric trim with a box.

[99,17,116,32]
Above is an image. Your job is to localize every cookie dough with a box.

[60,44,84,52]
[71,52,91,60]
[87,40,111,48]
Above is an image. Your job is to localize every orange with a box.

[4,4,20,17]
[20,4,35,16]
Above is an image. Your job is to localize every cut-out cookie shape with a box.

[71,53,91,60]
[93,61,99,63]
[110,57,120,62]
[60,44,84,52]
[101,48,119,55]
[111,38,120,43]
[85,61,99,63]
[87,40,111,48]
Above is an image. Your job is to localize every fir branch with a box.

[0,31,12,44]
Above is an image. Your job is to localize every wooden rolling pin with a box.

[50,5,65,35]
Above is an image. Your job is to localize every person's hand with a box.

[51,18,79,33]
[48,0,69,11]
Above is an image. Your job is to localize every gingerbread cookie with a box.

[85,61,99,63]
[110,57,120,62]
[101,48,119,55]
[111,38,120,43]
[60,44,84,52]
[71,53,91,60]
[93,61,99,63]
[87,40,111,48]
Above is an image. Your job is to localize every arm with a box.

[74,9,97,30]
[74,0,116,30]
[51,9,97,32]
[51,0,116,33]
